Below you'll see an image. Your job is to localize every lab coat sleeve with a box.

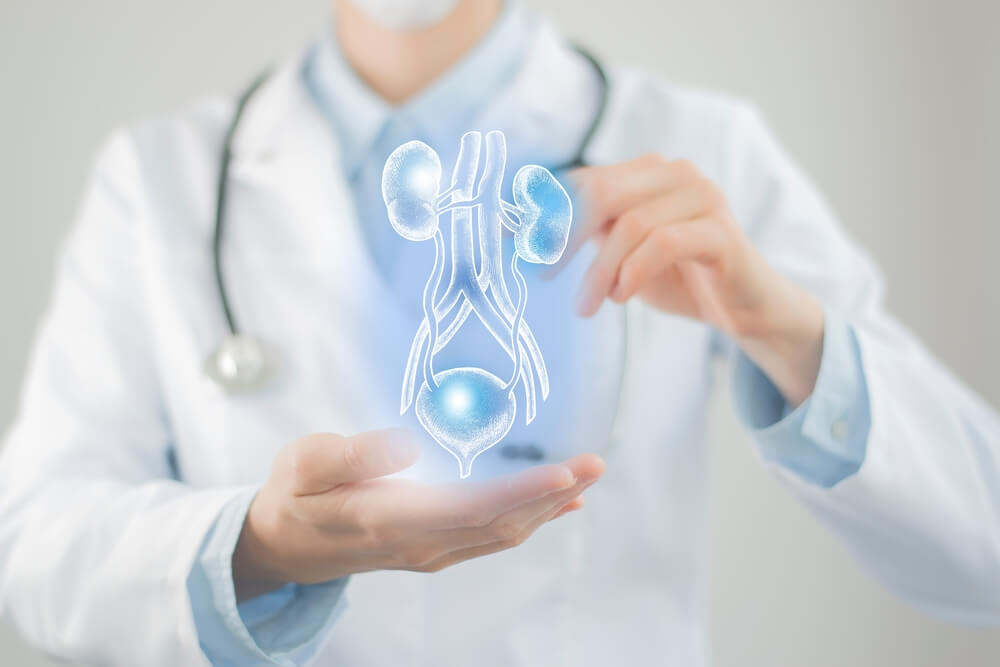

[731,308,869,488]
[725,103,1000,624]
[0,130,243,664]
[188,489,348,664]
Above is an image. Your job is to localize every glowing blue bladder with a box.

[382,130,573,478]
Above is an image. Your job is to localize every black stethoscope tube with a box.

[212,71,270,338]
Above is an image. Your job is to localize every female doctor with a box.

[1,0,999,665]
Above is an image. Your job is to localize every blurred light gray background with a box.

[1,1,998,665]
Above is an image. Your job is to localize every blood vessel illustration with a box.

[382,130,573,478]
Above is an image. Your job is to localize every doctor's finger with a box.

[367,462,572,531]
[577,190,712,317]
[413,488,585,573]
[612,219,726,302]
[559,156,700,269]
[419,474,598,556]
[385,453,603,531]
[552,495,585,518]
[416,453,602,530]
[286,429,421,495]
[303,463,570,534]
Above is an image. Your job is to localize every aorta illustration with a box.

[382,130,573,478]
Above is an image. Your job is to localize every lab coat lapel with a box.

[227,49,393,309]
[476,19,607,169]
[216,49,405,448]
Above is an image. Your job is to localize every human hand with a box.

[568,154,825,405]
[232,429,604,600]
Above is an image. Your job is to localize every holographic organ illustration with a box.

[382,130,573,478]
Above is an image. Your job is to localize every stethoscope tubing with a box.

[212,71,270,338]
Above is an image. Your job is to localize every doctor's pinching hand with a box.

[232,429,604,600]
[568,154,825,406]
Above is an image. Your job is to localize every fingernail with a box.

[556,468,576,490]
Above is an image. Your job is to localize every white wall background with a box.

[1,1,998,664]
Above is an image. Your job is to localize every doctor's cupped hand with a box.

[232,429,604,600]
[565,154,826,406]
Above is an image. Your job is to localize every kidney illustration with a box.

[381,130,573,478]
[512,165,573,265]
[382,140,443,242]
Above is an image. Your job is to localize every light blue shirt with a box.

[186,5,872,663]
[732,309,869,488]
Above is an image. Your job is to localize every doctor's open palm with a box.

[231,429,604,600]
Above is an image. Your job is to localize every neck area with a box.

[335,0,504,104]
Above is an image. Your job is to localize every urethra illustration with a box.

[381,130,573,478]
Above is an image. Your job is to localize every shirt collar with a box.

[304,2,532,178]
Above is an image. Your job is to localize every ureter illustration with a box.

[382,130,573,478]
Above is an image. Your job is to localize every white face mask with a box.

[348,0,463,30]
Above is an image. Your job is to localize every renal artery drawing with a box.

[381,130,573,478]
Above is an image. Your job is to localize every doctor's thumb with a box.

[285,429,422,494]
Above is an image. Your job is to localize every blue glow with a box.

[512,165,573,265]
[382,140,442,241]
[415,368,516,478]
[381,130,573,478]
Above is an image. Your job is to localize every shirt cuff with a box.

[187,487,349,665]
[731,308,872,488]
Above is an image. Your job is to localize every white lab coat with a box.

[1,18,999,667]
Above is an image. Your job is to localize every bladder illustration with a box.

[382,130,573,478]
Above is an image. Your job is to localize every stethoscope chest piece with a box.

[204,334,275,393]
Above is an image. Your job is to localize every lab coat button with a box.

[831,418,850,441]
[500,442,545,461]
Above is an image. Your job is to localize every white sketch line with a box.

[383,130,573,477]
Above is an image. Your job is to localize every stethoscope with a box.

[204,44,622,412]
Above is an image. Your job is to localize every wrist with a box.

[736,280,825,406]
[232,494,290,601]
